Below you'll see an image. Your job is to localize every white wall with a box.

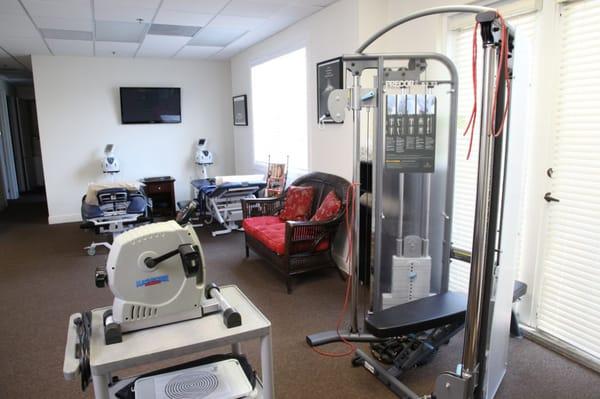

[32,55,234,224]
[230,0,361,182]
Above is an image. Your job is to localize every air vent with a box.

[129,305,158,320]
[148,24,201,37]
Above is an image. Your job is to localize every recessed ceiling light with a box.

[136,18,144,24]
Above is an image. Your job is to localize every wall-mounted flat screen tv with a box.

[120,87,181,124]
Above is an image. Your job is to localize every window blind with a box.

[536,0,600,360]
[448,13,536,292]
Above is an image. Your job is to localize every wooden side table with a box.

[141,176,176,218]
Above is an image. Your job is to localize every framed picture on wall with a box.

[316,57,343,124]
[233,94,248,126]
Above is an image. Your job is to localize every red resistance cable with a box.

[464,13,512,160]
[311,182,359,357]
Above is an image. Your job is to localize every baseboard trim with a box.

[48,214,81,224]
[520,325,600,374]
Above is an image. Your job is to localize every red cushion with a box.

[254,223,287,255]
[242,216,281,236]
[279,186,314,221]
[311,191,342,222]
[247,220,330,256]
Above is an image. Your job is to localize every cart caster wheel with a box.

[87,247,96,256]
[351,355,364,367]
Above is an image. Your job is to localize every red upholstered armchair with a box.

[241,172,350,293]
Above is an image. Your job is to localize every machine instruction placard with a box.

[385,94,436,173]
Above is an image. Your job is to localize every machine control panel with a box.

[384,91,436,173]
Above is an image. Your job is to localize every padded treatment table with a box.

[192,177,267,236]
[80,187,152,255]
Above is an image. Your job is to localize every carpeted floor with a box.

[1,196,599,398]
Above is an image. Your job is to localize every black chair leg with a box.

[245,245,249,258]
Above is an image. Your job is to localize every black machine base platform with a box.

[306,330,380,347]
[353,281,528,398]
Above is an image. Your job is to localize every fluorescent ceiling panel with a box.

[31,15,93,31]
[95,41,139,57]
[40,29,92,41]
[221,0,285,18]
[148,24,201,37]
[46,39,93,56]
[154,9,213,27]
[160,0,230,14]
[137,35,190,57]
[21,0,92,19]
[176,45,223,59]
[95,21,149,43]
[188,27,247,47]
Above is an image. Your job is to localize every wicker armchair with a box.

[241,172,350,293]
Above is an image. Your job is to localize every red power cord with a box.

[310,182,359,357]
[464,13,512,160]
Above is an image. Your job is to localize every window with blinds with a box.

[535,0,600,361]
[447,12,537,293]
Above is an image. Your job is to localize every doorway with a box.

[0,84,46,219]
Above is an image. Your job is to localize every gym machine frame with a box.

[308,5,515,399]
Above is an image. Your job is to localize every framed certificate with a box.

[233,94,248,126]
[316,57,343,124]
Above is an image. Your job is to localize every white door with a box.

[533,0,600,365]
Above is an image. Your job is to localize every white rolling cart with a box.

[63,285,274,399]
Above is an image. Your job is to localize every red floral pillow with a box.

[279,186,315,221]
[311,191,342,222]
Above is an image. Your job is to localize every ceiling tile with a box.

[188,26,247,47]
[31,15,93,31]
[176,45,223,59]
[0,37,50,56]
[95,41,139,57]
[46,39,93,56]
[0,15,41,38]
[0,1,27,15]
[40,29,93,41]
[221,0,286,18]
[160,0,229,14]
[154,9,213,27]
[95,21,148,43]
[94,0,160,23]
[136,34,190,57]
[276,4,322,20]
[21,0,92,19]
[208,15,266,30]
